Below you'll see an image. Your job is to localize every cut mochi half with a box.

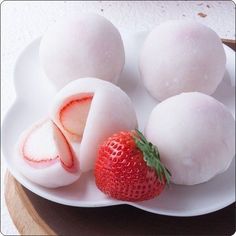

[15,119,80,188]
[59,94,93,142]
[50,78,138,172]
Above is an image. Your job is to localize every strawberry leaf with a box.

[132,129,171,185]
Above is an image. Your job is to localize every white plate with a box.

[2,32,235,216]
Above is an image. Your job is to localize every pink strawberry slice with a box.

[22,119,74,171]
[59,95,93,142]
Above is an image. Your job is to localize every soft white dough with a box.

[145,92,235,185]
[15,120,80,188]
[50,78,138,172]
[139,20,226,101]
[39,13,125,89]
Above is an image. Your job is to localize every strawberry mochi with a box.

[139,20,226,101]
[39,13,125,89]
[145,92,235,185]
[15,119,80,188]
[50,78,138,172]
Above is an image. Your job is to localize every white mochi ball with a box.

[139,20,226,101]
[145,92,235,185]
[39,14,125,89]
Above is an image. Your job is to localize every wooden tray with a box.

[4,171,235,235]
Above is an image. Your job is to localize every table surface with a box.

[1,1,235,235]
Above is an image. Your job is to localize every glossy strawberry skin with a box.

[95,131,166,202]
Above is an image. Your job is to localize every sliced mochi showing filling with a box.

[50,78,137,172]
[16,119,80,188]
[59,95,93,142]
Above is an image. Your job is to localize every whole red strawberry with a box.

[95,129,171,202]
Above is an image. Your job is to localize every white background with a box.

[1,1,235,235]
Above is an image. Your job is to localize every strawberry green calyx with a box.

[132,129,171,185]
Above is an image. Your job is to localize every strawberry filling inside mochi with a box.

[21,120,74,170]
[59,94,93,142]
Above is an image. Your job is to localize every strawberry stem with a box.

[133,129,171,185]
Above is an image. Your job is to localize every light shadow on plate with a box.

[118,64,139,96]
[118,31,149,96]
[134,158,235,214]
[212,70,235,115]
[48,171,109,202]
[13,38,56,104]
